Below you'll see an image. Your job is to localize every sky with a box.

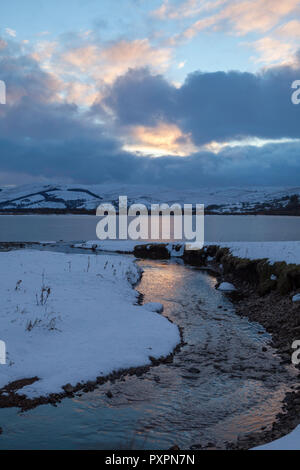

[0,0,300,188]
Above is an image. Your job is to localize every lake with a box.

[0,215,299,242]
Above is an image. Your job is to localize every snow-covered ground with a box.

[214,241,300,265]
[217,282,236,292]
[74,240,149,253]
[0,183,299,213]
[75,240,300,265]
[0,250,180,398]
[253,427,300,450]
[74,240,185,257]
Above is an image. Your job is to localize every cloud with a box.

[166,0,300,66]
[276,20,300,39]
[62,44,98,71]
[102,68,176,127]
[63,81,99,107]
[0,39,7,50]
[218,0,300,36]
[31,41,58,63]
[59,39,172,84]
[170,0,300,38]
[29,35,172,106]
[153,0,226,20]
[1,135,300,188]
[104,64,300,145]
[247,36,296,65]
[0,42,61,106]
[5,28,17,38]
[124,122,197,156]
[1,34,300,188]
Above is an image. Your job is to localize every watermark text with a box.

[292,340,300,365]
[96,196,204,250]
[0,80,6,105]
[0,340,6,365]
[291,80,300,105]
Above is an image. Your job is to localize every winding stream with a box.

[0,256,296,449]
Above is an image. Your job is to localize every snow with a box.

[74,240,300,267]
[253,426,300,450]
[73,240,149,253]
[217,282,236,292]
[167,243,185,257]
[0,250,180,398]
[75,241,189,256]
[216,241,300,265]
[292,294,300,302]
[144,303,164,314]
[1,183,300,213]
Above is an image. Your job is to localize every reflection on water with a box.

[0,259,296,450]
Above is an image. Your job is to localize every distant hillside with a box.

[0,184,299,215]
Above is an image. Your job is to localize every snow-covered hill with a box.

[0,183,299,214]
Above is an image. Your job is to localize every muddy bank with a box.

[0,342,185,413]
[211,248,300,449]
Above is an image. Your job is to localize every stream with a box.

[0,255,296,449]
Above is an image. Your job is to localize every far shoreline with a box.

[0,210,299,216]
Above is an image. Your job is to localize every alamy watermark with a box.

[0,340,6,365]
[292,340,300,365]
[0,80,6,105]
[96,196,204,250]
[291,80,300,105]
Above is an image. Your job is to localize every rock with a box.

[134,244,170,260]
[217,282,236,292]
[106,390,113,399]
[292,294,300,303]
[63,383,75,394]
[277,275,291,295]
[169,445,180,451]
[164,356,173,364]
[206,442,216,448]
[257,279,277,296]
[183,249,207,267]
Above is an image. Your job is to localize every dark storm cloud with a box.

[1,136,300,187]
[177,67,300,145]
[101,68,176,127]
[104,65,300,144]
